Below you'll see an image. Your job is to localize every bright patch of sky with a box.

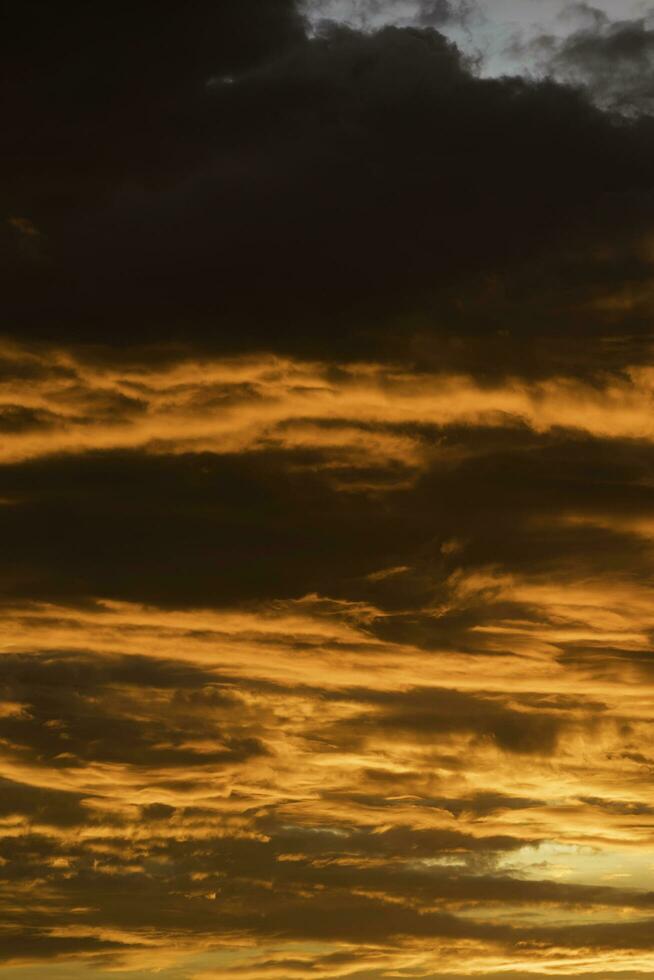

[302,0,653,78]
[498,840,654,891]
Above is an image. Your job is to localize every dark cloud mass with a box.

[4,0,654,362]
[3,2,654,979]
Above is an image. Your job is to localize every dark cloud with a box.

[0,651,266,769]
[0,404,57,433]
[1,424,653,611]
[0,449,402,605]
[0,930,125,964]
[325,686,569,754]
[0,776,90,827]
[4,4,654,366]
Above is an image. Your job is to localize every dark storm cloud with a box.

[4,1,654,364]
[4,0,304,195]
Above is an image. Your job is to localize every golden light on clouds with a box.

[3,343,654,468]
[0,340,653,978]
[6,1,654,975]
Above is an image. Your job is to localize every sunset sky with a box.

[4,2,654,978]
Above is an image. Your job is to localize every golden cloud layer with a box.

[0,343,653,978]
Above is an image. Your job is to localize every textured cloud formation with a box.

[4,2,654,979]
[304,0,654,92]
[303,0,475,32]
[0,344,654,978]
[516,7,654,115]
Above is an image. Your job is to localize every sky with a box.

[4,1,654,978]
[304,0,654,81]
